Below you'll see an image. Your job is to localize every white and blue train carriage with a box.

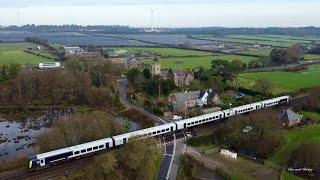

[113,122,177,146]
[175,111,224,130]
[28,137,114,168]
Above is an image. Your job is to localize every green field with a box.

[259,35,320,41]
[50,43,63,50]
[0,42,54,65]
[239,50,271,56]
[299,111,320,122]
[194,35,297,47]
[142,55,256,70]
[109,47,212,57]
[239,70,320,92]
[268,125,320,165]
[225,35,311,44]
[304,54,320,60]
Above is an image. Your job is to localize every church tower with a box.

[152,58,161,76]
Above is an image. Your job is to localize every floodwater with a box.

[0,109,73,161]
[0,109,138,161]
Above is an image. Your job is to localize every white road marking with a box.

[166,133,176,180]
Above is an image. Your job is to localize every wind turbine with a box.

[16,8,23,26]
[149,8,159,32]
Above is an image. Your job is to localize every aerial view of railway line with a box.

[1,0,320,180]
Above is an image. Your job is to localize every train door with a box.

[184,123,187,129]
[235,110,237,115]
[171,126,173,132]
[123,138,127,144]
[40,159,45,167]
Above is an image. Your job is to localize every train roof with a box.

[176,111,223,125]
[36,137,113,159]
[112,123,175,139]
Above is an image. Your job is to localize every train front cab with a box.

[27,156,43,169]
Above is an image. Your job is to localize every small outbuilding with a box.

[279,109,303,127]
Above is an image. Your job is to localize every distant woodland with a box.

[1,25,320,36]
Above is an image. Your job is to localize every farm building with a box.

[63,46,81,55]
[278,109,303,127]
[126,58,140,68]
[39,62,61,69]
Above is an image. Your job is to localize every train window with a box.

[157,131,160,133]
[87,148,92,151]
[153,132,156,135]
[74,151,79,155]
[195,121,198,123]
[81,149,86,153]
[216,116,218,118]
[93,146,98,150]
[162,129,165,132]
[41,159,44,164]
[99,145,104,148]
[191,122,194,125]
[166,128,169,131]
[188,123,190,125]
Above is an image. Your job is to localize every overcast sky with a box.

[0,0,319,27]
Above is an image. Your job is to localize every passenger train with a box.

[28,95,292,169]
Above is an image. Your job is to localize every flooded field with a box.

[0,109,138,161]
[0,109,73,161]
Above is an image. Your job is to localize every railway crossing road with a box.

[157,132,187,180]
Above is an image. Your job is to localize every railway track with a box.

[0,156,95,180]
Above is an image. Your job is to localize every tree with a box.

[143,68,151,79]
[270,48,288,65]
[127,68,142,85]
[36,111,122,153]
[0,63,21,82]
[287,44,302,64]
[212,109,284,158]
[254,78,275,95]
[86,137,159,180]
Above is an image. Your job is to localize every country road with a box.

[118,79,168,125]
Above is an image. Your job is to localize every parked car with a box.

[243,126,253,133]
[186,132,193,138]
[172,115,182,121]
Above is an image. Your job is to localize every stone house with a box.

[199,89,220,106]
[152,59,195,86]
[168,89,220,111]
[168,91,200,111]
[160,70,195,87]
